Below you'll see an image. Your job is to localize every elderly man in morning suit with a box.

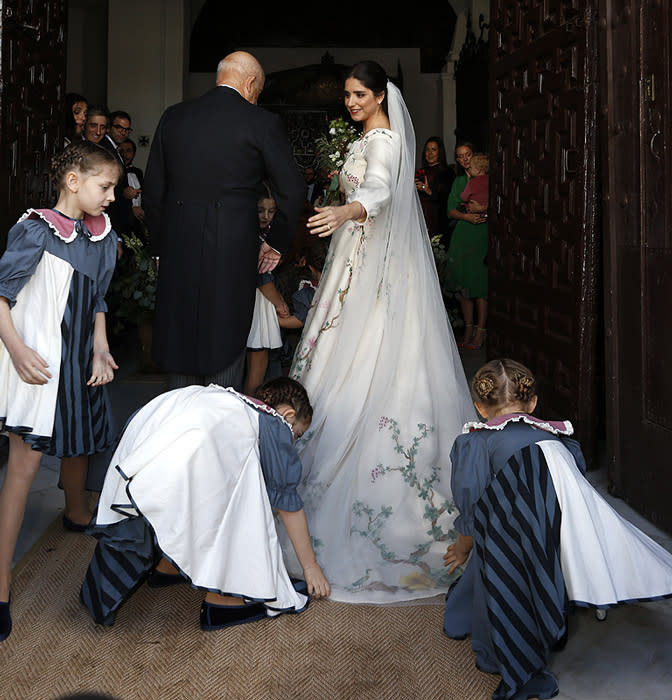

[143,51,305,389]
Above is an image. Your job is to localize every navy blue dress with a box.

[0,209,118,457]
[444,415,585,700]
[81,402,304,625]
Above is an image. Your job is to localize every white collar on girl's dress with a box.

[18,208,112,243]
[218,385,295,435]
[462,412,574,436]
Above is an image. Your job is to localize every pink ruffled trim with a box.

[18,208,112,242]
[221,386,294,434]
[462,413,574,436]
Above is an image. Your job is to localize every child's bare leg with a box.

[244,349,269,396]
[60,455,92,525]
[472,298,488,346]
[459,297,475,343]
[0,434,43,601]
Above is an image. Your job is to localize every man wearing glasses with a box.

[102,110,136,238]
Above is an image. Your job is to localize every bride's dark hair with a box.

[347,60,389,116]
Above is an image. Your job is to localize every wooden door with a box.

[487,0,601,464]
[0,0,67,250]
[600,0,672,532]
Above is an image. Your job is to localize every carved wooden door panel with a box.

[600,0,672,532]
[0,0,67,250]
[488,0,600,463]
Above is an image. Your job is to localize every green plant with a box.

[108,232,157,335]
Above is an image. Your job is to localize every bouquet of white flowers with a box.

[314,117,359,204]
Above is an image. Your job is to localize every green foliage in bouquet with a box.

[314,117,359,204]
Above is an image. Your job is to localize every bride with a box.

[283,60,476,603]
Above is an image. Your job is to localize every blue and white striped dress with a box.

[444,414,672,700]
[0,208,118,457]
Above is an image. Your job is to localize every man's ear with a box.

[243,75,258,104]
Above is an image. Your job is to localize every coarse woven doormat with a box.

[0,516,500,700]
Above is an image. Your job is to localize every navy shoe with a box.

[200,601,267,631]
[146,570,185,588]
[509,670,559,700]
[0,597,11,642]
[63,515,90,533]
[290,577,308,596]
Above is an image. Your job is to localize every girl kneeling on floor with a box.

[443,358,672,700]
[81,376,329,631]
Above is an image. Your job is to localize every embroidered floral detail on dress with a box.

[346,417,461,594]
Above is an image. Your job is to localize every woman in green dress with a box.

[445,142,488,349]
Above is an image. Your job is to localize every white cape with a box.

[540,439,672,606]
[96,384,307,613]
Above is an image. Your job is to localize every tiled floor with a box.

[3,341,672,699]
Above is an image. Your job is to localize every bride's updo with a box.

[347,60,389,117]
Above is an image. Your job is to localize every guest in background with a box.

[415,136,455,246]
[118,138,146,238]
[63,93,87,146]
[243,186,289,396]
[444,142,488,350]
[82,105,109,145]
[101,111,135,240]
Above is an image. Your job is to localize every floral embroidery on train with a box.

[345,416,461,594]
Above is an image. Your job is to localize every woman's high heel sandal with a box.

[457,323,474,348]
[0,597,12,642]
[465,327,487,350]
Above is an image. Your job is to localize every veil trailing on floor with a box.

[285,80,476,602]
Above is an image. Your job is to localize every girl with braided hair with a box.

[80,376,329,632]
[0,140,121,642]
[442,359,672,700]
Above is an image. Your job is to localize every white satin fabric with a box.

[286,82,476,602]
[540,440,672,606]
[96,385,307,614]
[0,251,71,437]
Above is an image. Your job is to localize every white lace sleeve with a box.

[350,131,399,221]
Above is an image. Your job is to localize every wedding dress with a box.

[283,82,476,603]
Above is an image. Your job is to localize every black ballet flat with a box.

[0,597,11,642]
[63,515,91,533]
[200,601,267,631]
[146,570,186,588]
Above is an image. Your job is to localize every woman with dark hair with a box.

[63,92,87,146]
[284,60,475,604]
[415,135,455,245]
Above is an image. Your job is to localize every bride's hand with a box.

[307,202,364,238]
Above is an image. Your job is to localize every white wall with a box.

[107,0,187,171]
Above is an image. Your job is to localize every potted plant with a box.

[108,232,158,371]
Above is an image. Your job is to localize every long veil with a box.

[287,80,476,602]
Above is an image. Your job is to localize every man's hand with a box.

[258,241,281,273]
